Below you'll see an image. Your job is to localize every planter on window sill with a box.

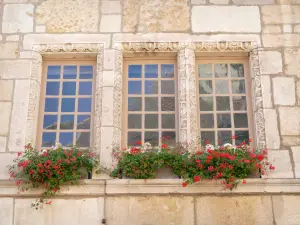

[122,166,180,179]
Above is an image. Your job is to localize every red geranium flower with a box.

[242,180,247,184]
[136,141,142,145]
[17,152,22,157]
[182,181,188,187]
[228,165,234,170]
[161,144,168,149]
[194,176,201,182]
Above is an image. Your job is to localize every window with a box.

[38,61,96,148]
[196,59,254,146]
[123,59,177,148]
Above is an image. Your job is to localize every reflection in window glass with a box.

[42,132,56,147]
[80,66,93,79]
[79,82,92,95]
[145,64,158,78]
[59,132,73,147]
[45,98,59,112]
[78,98,92,112]
[47,66,61,79]
[77,115,91,129]
[60,115,74,130]
[128,65,142,78]
[62,82,76,95]
[43,115,57,130]
[61,98,75,112]
[46,82,60,95]
[76,132,90,147]
[63,66,77,79]
[161,64,174,78]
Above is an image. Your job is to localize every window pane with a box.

[161,97,175,111]
[231,64,244,78]
[161,64,174,78]
[198,64,212,78]
[145,64,158,78]
[46,82,60,95]
[63,66,77,79]
[232,80,246,94]
[216,96,230,111]
[43,115,57,130]
[235,131,249,145]
[145,114,158,129]
[61,98,75,112]
[78,98,92,112]
[145,80,158,94]
[215,80,229,94]
[162,131,176,146]
[234,113,248,128]
[59,132,73,147]
[215,64,228,77]
[128,81,141,94]
[233,96,247,111]
[201,131,215,145]
[42,132,56,147]
[47,66,60,79]
[60,115,74,130]
[62,82,76,95]
[199,97,213,111]
[128,97,142,111]
[217,113,231,128]
[79,82,92,95]
[218,131,232,145]
[128,132,141,146]
[128,65,142,78]
[161,80,175,94]
[76,132,90,147]
[80,66,93,79]
[145,132,159,146]
[145,97,158,111]
[199,80,213,94]
[45,98,59,112]
[162,114,175,129]
[128,114,142,129]
[200,114,214,128]
[77,115,91,129]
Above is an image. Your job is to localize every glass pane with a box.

[215,64,228,78]
[215,80,229,94]
[235,131,249,145]
[161,97,175,111]
[63,66,77,79]
[218,131,232,145]
[201,131,215,145]
[128,97,142,111]
[47,66,60,79]
[232,80,246,94]
[144,132,159,146]
[216,96,230,111]
[78,98,92,112]
[45,98,59,112]
[43,115,57,130]
[128,132,141,146]
[128,65,142,78]
[200,114,214,128]
[161,80,175,94]
[128,114,142,129]
[62,82,76,95]
[199,80,213,94]
[46,82,60,95]
[76,132,90,147]
[80,66,93,79]
[233,96,247,111]
[162,114,175,129]
[42,132,56,147]
[61,98,75,112]
[59,132,73,147]
[217,113,231,128]
[199,97,213,111]
[77,115,91,129]
[60,115,74,129]
[162,131,176,146]
[231,64,244,78]
[145,80,158,94]
[234,113,248,128]
[145,64,158,78]
[145,114,158,129]
[128,81,141,94]
[79,82,92,95]
[198,64,212,78]
[161,64,174,78]
[145,97,158,111]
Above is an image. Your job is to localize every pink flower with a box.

[242,180,247,184]
[17,152,22,157]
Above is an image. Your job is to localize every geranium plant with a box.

[7,143,99,209]
[111,137,275,190]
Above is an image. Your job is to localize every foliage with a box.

[7,143,99,209]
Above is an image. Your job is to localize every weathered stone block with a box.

[267,150,293,178]
[264,109,280,149]
[36,0,99,32]
[259,51,282,74]
[191,6,261,33]
[3,0,38,2]
[284,48,300,77]
[261,76,272,108]
[196,196,273,225]
[283,24,293,33]
[104,49,115,70]
[276,0,300,3]
[0,42,18,59]
[279,107,300,135]
[14,198,104,225]
[35,25,46,33]
[0,137,7,152]
[297,80,300,105]
[100,127,114,169]
[0,102,12,136]
[0,198,13,225]
[233,0,275,4]
[261,5,300,24]
[0,80,14,101]
[262,34,300,47]
[106,196,194,225]
[210,0,229,4]
[273,196,300,225]
[262,25,281,33]
[282,136,300,147]
[273,77,295,106]
[102,71,115,87]
[100,15,121,32]
[101,1,121,14]
[295,25,300,33]
[0,60,31,79]
[0,153,15,179]
[291,146,300,178]
[6,35,19,41]
[191,0,206,3]
[101,87,114,126]
[2,4,33,33]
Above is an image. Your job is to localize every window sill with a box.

[1,179,300,197]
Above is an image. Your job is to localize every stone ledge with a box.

[1,179,300,197]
